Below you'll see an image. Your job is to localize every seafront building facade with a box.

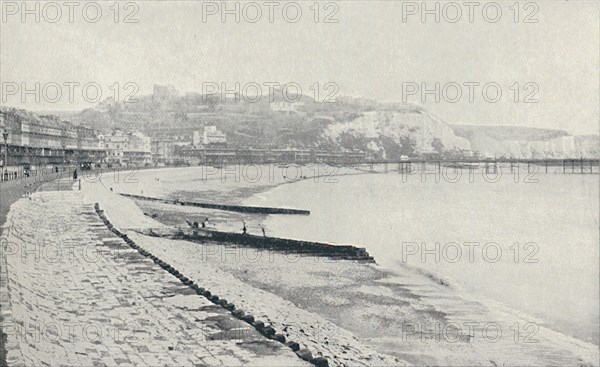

[150,137,176,165]
[202,125,226,145]
[0,108,105,180]
[0,106,369,181]
[99,130,152,167]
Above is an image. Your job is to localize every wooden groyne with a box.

[120,193,310,215]
[139,227,375,262]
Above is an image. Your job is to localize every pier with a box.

[348,158,599,174]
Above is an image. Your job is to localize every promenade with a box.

[0,189,308,366]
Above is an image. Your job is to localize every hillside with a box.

[68,93,599,159]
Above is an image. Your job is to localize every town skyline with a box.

[2,82,598,138]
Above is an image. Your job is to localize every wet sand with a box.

[82,165,600,366]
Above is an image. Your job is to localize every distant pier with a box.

[349,158,599,175]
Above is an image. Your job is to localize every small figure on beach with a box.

[201,221,206,228]
[73,169,78,180]
[242,222,247,235]
[261,227,266,237]
[193,221,199,228]
[110,187,113,192]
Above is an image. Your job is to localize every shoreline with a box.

[89,167,600,365]
[1,166,598,366]
[81,176,406,366]
[104,165,600,347]
[241,170,600,347]
[1,187,312,366]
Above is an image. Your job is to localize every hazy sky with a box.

[1,0,598,135]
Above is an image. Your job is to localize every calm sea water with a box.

[243,170,600,345]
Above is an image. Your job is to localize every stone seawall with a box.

[0,191,308,366]
[95,203,330,367]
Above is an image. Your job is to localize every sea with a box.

[113,163,599,362]
[242,165,600,346]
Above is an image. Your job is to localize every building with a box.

[153,84,179,103]
[124,131,152,166]
[202,126,226,145]
[98,130,127,165]
[76,125,99,150]
[192,130,202,146]
[151,137,175,165]
[270,101,305,114]
[99,130,152,166]
[0,107,105,179]
[338,95,378,108]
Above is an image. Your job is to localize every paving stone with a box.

[1,192,308,367]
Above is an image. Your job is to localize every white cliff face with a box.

[530,136,578,158]
[469,134,599,159]
[450,124,599,159]
[575,136,600,158]
[322,105,597,158]
[423,111,472,151]
[325,109,471,153]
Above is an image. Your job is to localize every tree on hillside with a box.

[398,135,417,157]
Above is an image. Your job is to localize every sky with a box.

[1,0,599,135]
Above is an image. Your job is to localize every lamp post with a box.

[61,142,66,166]
[2,129,8,181]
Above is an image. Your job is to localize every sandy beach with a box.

[83,165,599,366]
[1,166,598,366]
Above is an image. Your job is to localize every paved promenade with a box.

[0,190,308,366]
